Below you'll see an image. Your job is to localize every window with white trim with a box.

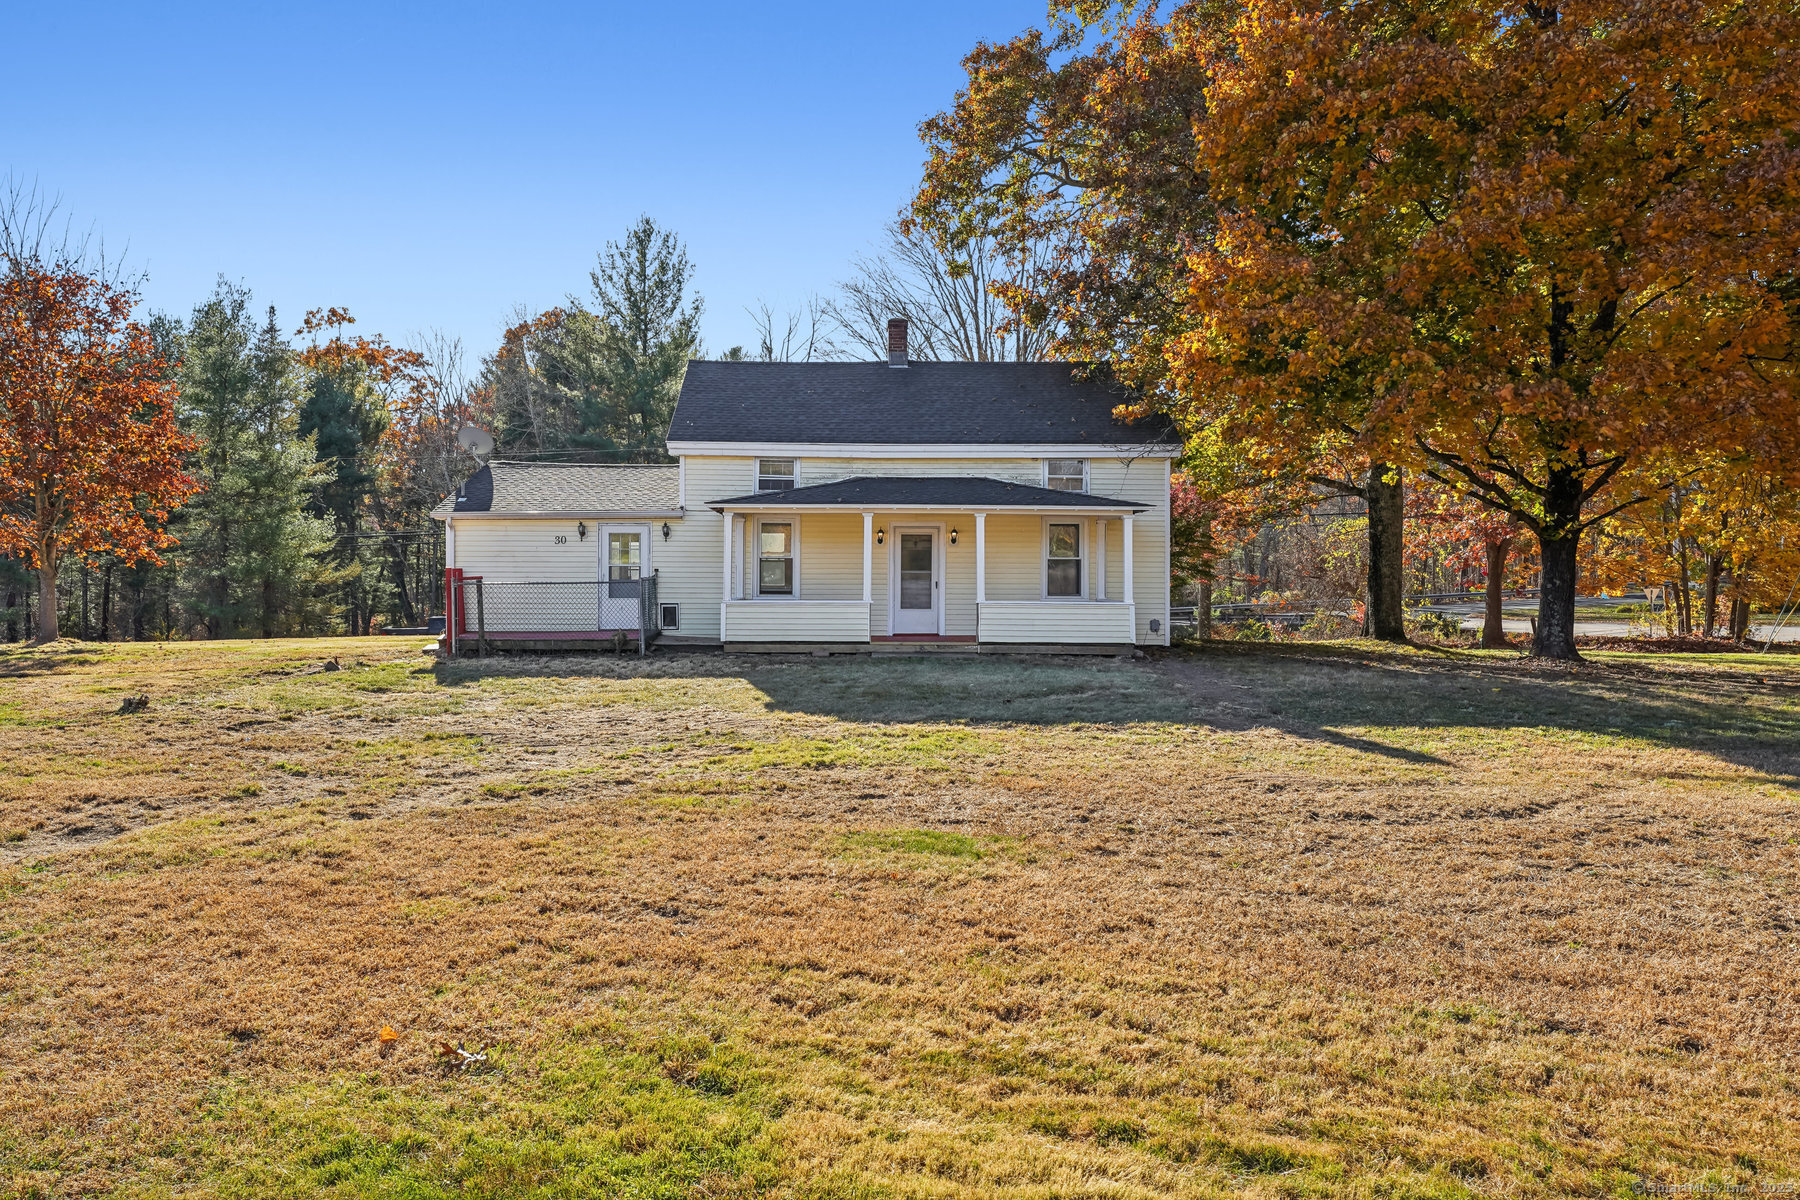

[758,521,794,595]
[1045,458,1088,492]
[756,458,796,492]
[1046,522,1082,597]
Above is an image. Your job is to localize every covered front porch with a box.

[711,476,1149,649]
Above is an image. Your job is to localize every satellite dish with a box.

[456,425,495,463]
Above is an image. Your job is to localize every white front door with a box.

[892,528,940,635]
[599,526,648,630]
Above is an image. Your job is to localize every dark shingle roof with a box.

[707,476,1149,511]
[431,462,681,518]
[670,361,1175,447]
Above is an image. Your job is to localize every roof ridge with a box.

[489,460,678,469]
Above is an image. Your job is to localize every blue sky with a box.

[5,1,1047,365]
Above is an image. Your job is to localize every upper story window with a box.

[757,459,796,492]
[1045,458,1088,492]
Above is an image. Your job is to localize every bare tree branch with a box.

[823,221,1062,362]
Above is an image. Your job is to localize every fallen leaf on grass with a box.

[436,1041,489,1070]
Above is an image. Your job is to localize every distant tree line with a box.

[3,196,1051,641]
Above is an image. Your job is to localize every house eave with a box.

[709,501,1149,515]
[668,440,1181,459]
[434,509,687,522]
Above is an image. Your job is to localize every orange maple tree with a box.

[1408,479,1528,648]
[0,264,198,641]
[1177,0,1800,659]
[918,0,1800,659]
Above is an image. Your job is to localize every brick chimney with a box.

[887,317,908,367]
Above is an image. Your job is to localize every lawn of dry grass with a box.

[1,636,1797,1198]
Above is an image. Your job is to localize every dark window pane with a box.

[900,571,933,609]
[759,559,792,594]
[900,533,932,571]
[1048,524,1080,559]
[1047,560,1081,596]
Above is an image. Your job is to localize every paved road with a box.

[1429,594,1800,643]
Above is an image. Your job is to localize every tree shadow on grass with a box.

[1157,641,1800,785]
[430,643,1800,782]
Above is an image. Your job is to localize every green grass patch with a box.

[157,1033,780,1199]
[839,828,1001,862]
[701,726,990,773]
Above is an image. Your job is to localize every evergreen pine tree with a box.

[298,335,392,633]
[174,284,333,637]
[576,216,702,462]
[176,282,260,635]
[242,307,338,636]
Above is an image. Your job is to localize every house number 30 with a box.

[553,535,567,544]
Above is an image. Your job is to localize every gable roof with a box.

[707,475,1149,512]
[430,462,681,518]
[669,361,1176,448]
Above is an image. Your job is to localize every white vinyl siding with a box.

[723,601,870,643]
[449,519,602,583]
[792,513,866,602]
[978,602,1134,644]
[804,457,1038,485]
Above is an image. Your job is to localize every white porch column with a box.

[862,512,873,603]
[974,512,987,603]
[1122,514,1135,606]
[720,512,735,638]
[1095,518,1106,601]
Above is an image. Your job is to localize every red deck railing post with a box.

[444,567,464,656]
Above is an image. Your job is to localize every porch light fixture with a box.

[875,527,885,546]
[949,527,959,545]
[577,521,588,540]
[662,522,672,541]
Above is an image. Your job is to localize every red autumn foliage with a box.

[0,264,199,641]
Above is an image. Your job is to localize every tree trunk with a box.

[1730,597,1751,643]
[35,556,60,642]
[262,577,275,639]
[1365,462,1407,642]
[1702,555,1722,637]
[1533,533,1582,659]
[1675,546,1693,635]
[99,561,113,641]
[1482,537,1512,649]
[1531,465,1585,661]
[390,543,417,627]
[81,564,91,640]
[1197,578,1213,639]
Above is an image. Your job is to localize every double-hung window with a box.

[1046,522,1082,597]
[758,521,794,596]
[756,459,796,492]
[1045,459,1087,492]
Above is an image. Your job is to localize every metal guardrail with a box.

[448,572,660,657]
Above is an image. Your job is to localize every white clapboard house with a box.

[432,320,1179,653]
